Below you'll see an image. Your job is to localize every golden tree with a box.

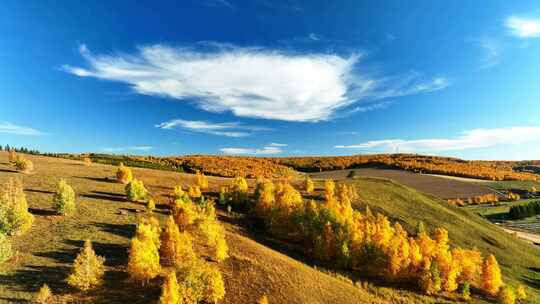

[125,179,148,202]
[304,176,314,194]
[8,150,17,163]
[116,162,133,184]
[34,283,52,304]
[83,157,92,166]
[160,216,196,267]
[127,236,161,283]
[196,171,209,190]
[258,295,269,304]
[14,156,33,173]
[515,284,526,301]
[481,254,503,296]
[53,179,76,215]
[498,285,516,304]
[67,240,106,291]
[159,271,180,304]
[199,217,229,262]
[0,178,34,235]
[188,185,202,199]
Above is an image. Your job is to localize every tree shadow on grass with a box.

[0,168,17,173]
[0,265,71,294]
[73,176,116,184]
[82,193,126,203]
[29,208,57,216]
[25,188,54,194]
[91,222,136,240]
[89,270,161,304]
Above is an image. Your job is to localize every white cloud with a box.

[474,38,501,69]
[505,16,540,38]
[63,44,449,122]
[220,146,283,155]
[269,142,287,147]
[0,122,46,136]
[336,126,540,153]
[155,119,268,137]
[102,146,153,153]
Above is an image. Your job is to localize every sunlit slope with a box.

[0,152,384,304]
[347,177,540,300]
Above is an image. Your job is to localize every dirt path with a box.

[502,227,540,246]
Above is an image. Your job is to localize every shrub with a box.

[8,150,17,163]
[177,259,225,304]
[125,179,148,202]
[34,283,52,304]
[159,271,180,304]
[258,295,269,304]
[53,179,76,215]
[498,286,516,304]
[83,157,92,166]
[0,233,13,263]
[459,282,471,301]
[116,162,133,184]
[0,178,34,235]
[196,170,208,190]
[67,240,106,291]
[188,185,201,199]
[516,284,526,301]
[14,156,33,173]
[147,198,156,211]
[304,176,314,194]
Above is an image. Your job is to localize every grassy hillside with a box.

[338,176,540,302]
[0,152,387,303]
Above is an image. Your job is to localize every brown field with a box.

[309,168,498,199]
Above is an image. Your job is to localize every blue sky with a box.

[2,0,540,160]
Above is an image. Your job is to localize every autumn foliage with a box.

[0,178,33,235]
[116,162,133,184]
[227,176,506,299]
[67,240,106,291]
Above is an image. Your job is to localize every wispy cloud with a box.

[269,142,287,147]
[474,37,501,69]
[102,146,153,153]
[220,145,284,155]
[308,33,320,41]
[0,121,46,136]
[155,119,269,137]
[63,44,449,122]
[201,0,234,9]
[336,126,540,153]
[505,16,540,38]
[350,101,391,113]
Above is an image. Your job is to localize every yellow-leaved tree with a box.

[34,283,52,304]
[54,179,76,215]
[0,178,34,235]
[128,218,161,283]
[67,240,106,291]
[304,176,314,194]
[196,170,209,190]
[116,162,133,184]
[159,271,180,304]
[160,216,196,267]
[481,254,503,297]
